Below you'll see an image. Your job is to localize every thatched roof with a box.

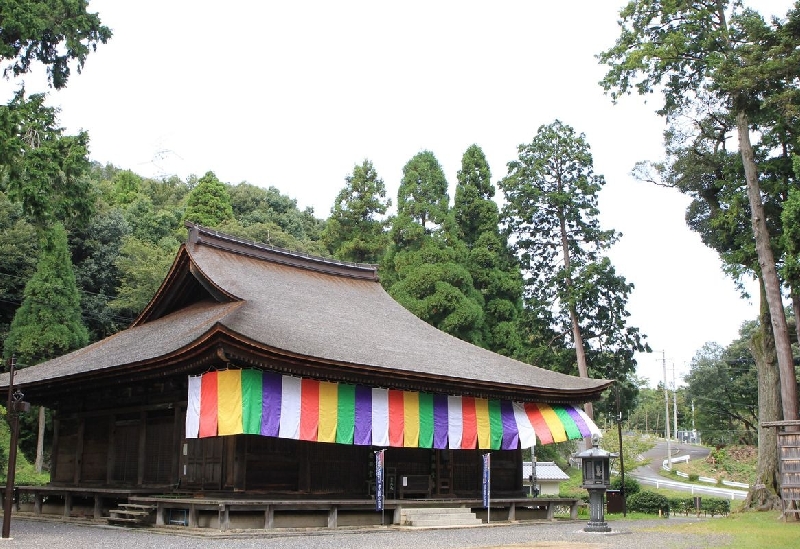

[1,224,612,403]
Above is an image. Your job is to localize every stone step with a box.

[107,504,156,527]
[110,509,151,518]
[407,516,483,527]
[118,503,156,511]
[106,517,142,524]
[400,507,481,527]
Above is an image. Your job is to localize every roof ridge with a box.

[185,222,379,281]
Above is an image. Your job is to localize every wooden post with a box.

[264,504,274,529]
[507,502,516,521]
[326,505,338,528]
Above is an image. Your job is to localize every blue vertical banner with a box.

[375,449,385,512]
[482,452,491,510]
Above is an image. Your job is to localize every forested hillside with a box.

[1,140,647,425]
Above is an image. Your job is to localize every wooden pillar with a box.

[64,493,72,518]
[73,419,85,485]
[299,441,311,493]
[50,416,60,482]
[188,504,198,528]
[93,495,103,519]
[172,404,183,485]
[106,415,116,484]
[137,411,147,486]
[156,502,165,526]
[234,436,246,491]
[507,502,516,521]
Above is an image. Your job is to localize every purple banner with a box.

[482,453,490,508]
[375,449,385,512]
[354,385,373,445]
[260,372,282,437]
[433,393,449,449]
[500,400,519,450]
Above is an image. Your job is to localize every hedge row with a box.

[625,490,730,516]
[668,496,730,517]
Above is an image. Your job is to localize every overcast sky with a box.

[5,1,794,388]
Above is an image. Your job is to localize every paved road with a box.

[629,439,747,500]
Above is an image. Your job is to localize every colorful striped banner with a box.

[187,370,600,449]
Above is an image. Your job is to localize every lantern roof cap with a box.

[575,434,618,459]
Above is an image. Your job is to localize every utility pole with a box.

[663,351,672,470]
[615,384,627,517]
[3,356,30,539]
[672,363,678,444]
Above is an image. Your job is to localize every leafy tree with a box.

[599,0,799,427]
[183,171,234,227]
[228,182,323,241]
[600,429,654,475]
[397,151,449,230]
[109,237,175,317]
[0,0,111,89]
[323,159,391,263]
[69,207,133,340]
[2,223,88,363]
[500,121,647,418]
[453,144,524,357]
[0,90,95,227]
[685,340,758,446]
[0,192,38,344]
[626,382,669,437]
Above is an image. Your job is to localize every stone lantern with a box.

[576,434,617,533]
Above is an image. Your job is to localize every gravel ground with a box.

[0,517,731,549]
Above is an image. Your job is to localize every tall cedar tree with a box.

[0,0,111,89]
[453,145,524,357]
[323,159,391,263]
[599,0,799,430]
[3,223,88,362]
[397,150,449,230]
[383,152,485,344]
[0,193,37,345]
[0,91,94,227]
[183,171,234,227]
[501,121,647,420]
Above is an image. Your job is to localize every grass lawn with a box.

[641,510,798,548]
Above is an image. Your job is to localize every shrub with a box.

[688,473,699,482]
[702,497,730,517]
[627,490,669,515]
[610,475,640,496]
[665,496,729,517]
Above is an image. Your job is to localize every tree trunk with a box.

[745,279,781,509]
[558,205,593,444]
[737,110,799,425]
[35,406,45,473]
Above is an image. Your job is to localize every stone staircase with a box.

[399,507,482,527]
[107,503,156,527]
